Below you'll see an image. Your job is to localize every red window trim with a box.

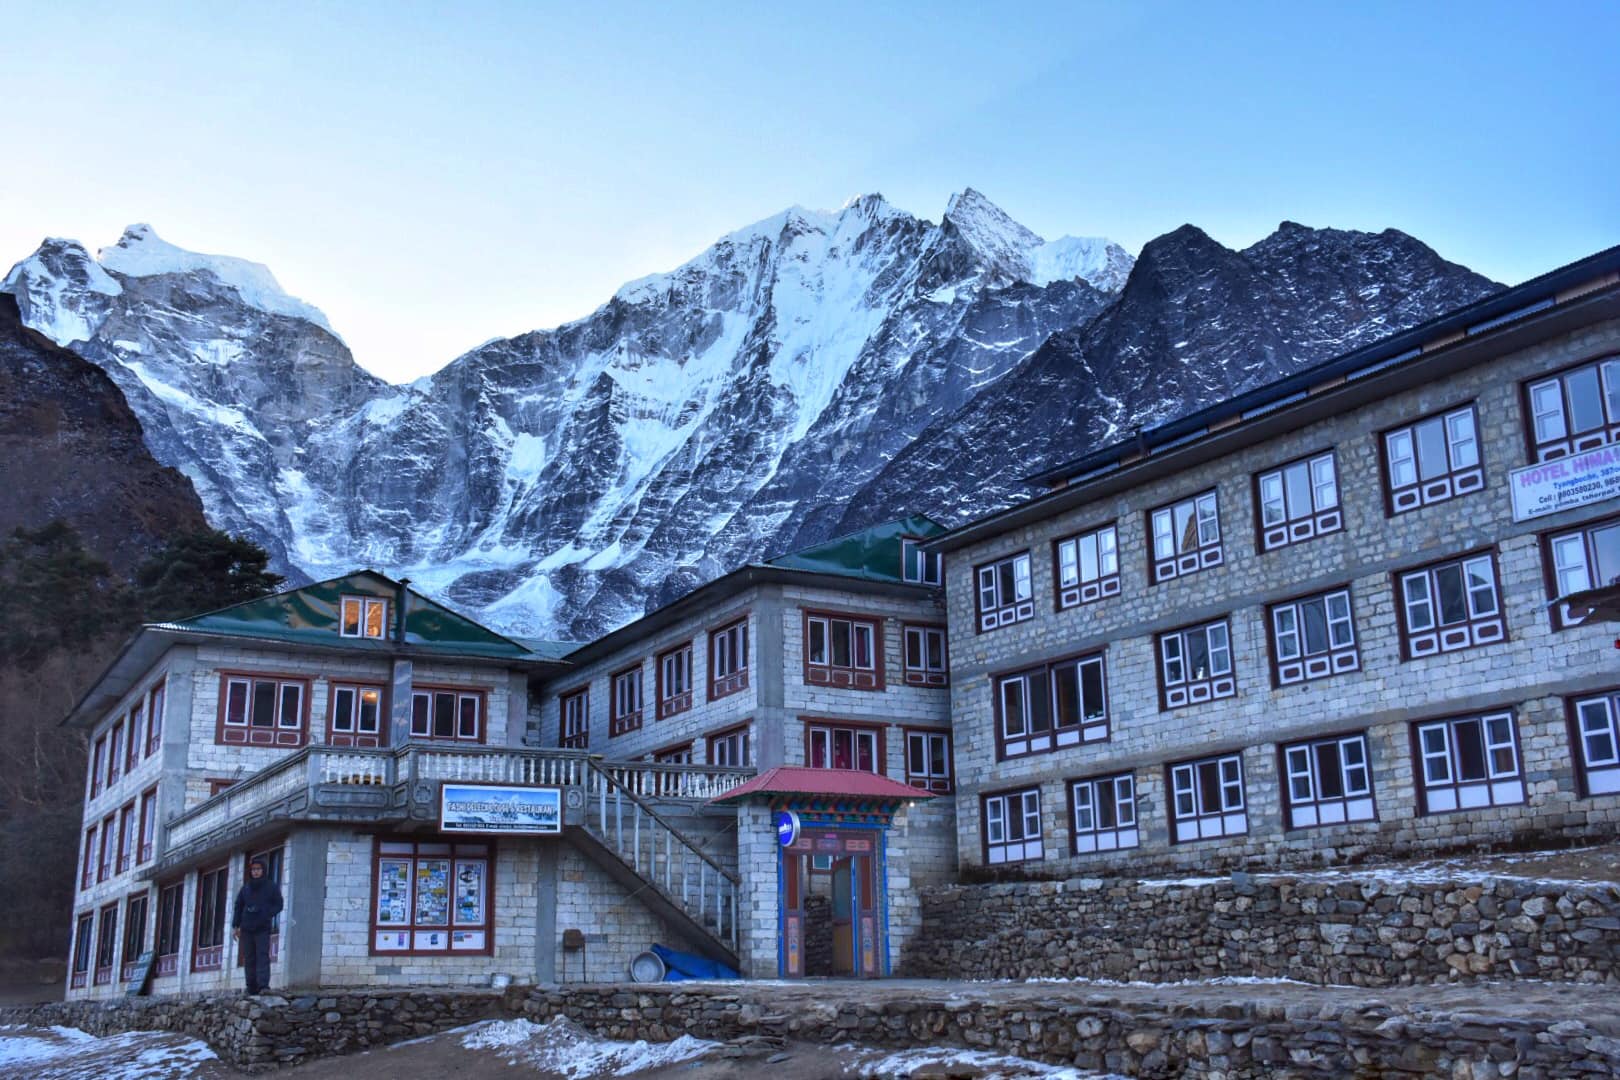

[801,715,888,774]
[802,608,886,691]
[116,801,136,874]
[902,725,953,793]
[191,862,230,972]
[559,688,589,749]
[328,682,387,748]
[214,670,312,749]
[70,910,93,988]
[107,715,125,788]
[121,889,150,982]
[900,621,949,687]
[207,777,237,798]
[1377,399,1485,517]
[153,879,185,978]
[368,835,496,957]
[408,684,489,744]
[655,640,695,720]
[705,721,752,768]
[1146,488,1224,585]
[609,664,645,737]
[93,901,118,985]
[98,813,115,882]
[80,825,96,890]
[974,549,1035,633]
[137,787,158,864]
[124,702,143,776]
[145,680,166,758]
[708,613,751,701]
[90,736,106,799]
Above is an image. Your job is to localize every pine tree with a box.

[134,529,285,623]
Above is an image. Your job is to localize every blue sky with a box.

[2,1,1615,381]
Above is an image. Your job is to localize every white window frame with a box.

[807,723,881,773]
[329,683,384,745]
[657,642,694,718]
[1159,619,1235,709]
[1270,588,1359,685]
[902,624,948,687]
[710,619,749,697]
[1572,692,1620,797]
[1527,357,1620,461]
[901,537,942,585]
[221,675,306,747]
[1398,552,1505,659]
[1384,405,1483,513]
[1069,773,1138,854]
[610,667,644,736]
[1150,490,1222,583]
[410,688,482,743]
[805,612,881,689]
[996,653,1109,759]
[983,787,1043,865]
[905,728,952,793]
[1548,516,1620,628]
[340,596,389,639]
[706,725,751,768]
[976,551,1034,631]
[1414,712,1525,813]
[1055,524,1120,609]
[1282,733,1376,829]
[1169,753,1247,843]
[1257,451,1341,551]
[558,690,588,749]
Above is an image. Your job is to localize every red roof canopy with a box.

[709,766,933,805]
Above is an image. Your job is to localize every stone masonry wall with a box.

[14,981,1620,1077]
[944,317,1620,879]
[907,872,1620,986]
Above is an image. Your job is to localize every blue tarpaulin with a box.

[651,944,739,981]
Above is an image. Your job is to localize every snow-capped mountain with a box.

[1,195,1497,639]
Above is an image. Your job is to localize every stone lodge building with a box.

[925,244,1620,880]
[60,243,1620,998]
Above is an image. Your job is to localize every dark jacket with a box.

[232,876,284,934]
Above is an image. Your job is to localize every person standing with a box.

[232,857,284,994]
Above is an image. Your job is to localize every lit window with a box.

[330,684,384,747]
[976,551,1033,631]
[1397,552,1505,659]
[1257,451,1341,551]
[1055,524,1119,609]
[1150,491,1221,583]
[1158,619,1236,709]
[1414,712,1524,813]
[1169,753,1247,842]
[805,612,881,689]
[1384,405,1483,514]
[341,596,389,639]
[1281,733,1375,829]
[905,728,952,793]
[1069,773,1137,854]
[982,787,1043,865]
[1269,588,1359,685]
[1527,357,1620,461]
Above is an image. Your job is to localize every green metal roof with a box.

[510,637,586,661]
[764,514,945,583]
[163,570,541,661]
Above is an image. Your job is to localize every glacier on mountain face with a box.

[0,192,1500,642]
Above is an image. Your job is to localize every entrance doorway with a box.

[781,828,881,977]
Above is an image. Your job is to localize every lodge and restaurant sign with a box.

[439,782,563,835]
[1510,446,1620,521]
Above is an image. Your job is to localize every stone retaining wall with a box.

[907,873,1620,985]
[6,981,1620,1077]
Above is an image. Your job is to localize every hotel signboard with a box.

[439,782,563,835]
[1510,446,1620,522]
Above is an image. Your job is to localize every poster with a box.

[415,859,450,925]
[376,858,411,924]
[454,860,484,925]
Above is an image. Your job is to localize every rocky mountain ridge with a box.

[1,194,1499,638]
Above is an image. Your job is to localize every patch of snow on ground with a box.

[0,1026,220,1079]
[848,1043,1123,1079]
[1021,975,1312,989]
[459,1016,718,1077]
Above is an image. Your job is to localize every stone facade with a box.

[942,316,1620,879]
[907,871,1620,985]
